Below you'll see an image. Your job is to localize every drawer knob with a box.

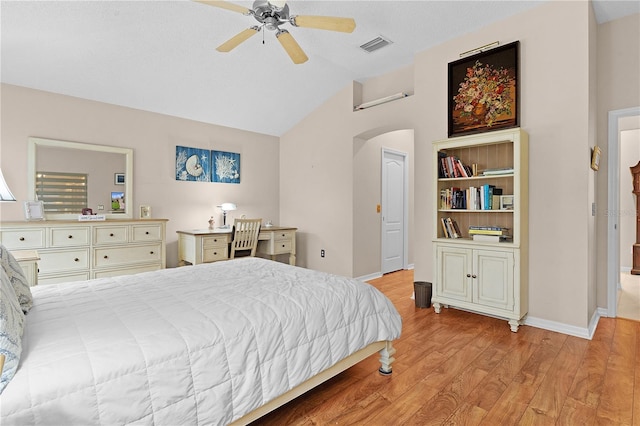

[472,274,477,279]
[213,252,218,255]
[282,244,285,248]
[150,251,154,255]
[104,255,109,259]
[109,233,114,237]
[68,235,73,239]
[466,274,471,278]
[214,239,218,242]
[74,258,79,262]
[19,237,25,241]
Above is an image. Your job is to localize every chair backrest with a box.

[230,218,262,259]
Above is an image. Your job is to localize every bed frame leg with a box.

[378,341,396,376]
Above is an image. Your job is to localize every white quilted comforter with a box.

[0,258,402,425]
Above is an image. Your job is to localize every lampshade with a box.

[219,202,237,212]
[268,0,286,8]
[0,169,16,202]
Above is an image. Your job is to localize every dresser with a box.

[0,219,167,285]
[177,226,297,266]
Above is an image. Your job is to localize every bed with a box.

[0,254,402,425]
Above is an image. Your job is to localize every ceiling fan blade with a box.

[216,27,260,52]
[291,15,356,33]
[276,30,308,64]
[193,0,251,15]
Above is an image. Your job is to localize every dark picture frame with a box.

[448,41,520,137]
[114,173,125,185]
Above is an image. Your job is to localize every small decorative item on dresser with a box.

[24,201,45,221]
[208,216,215,230]
[140,205,152,219]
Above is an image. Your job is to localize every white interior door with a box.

[381,149,407,274]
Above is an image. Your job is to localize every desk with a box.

[177,226,297,266]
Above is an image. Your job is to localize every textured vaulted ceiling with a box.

[1,0,637,136]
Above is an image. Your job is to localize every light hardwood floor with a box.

[253,269,640,425]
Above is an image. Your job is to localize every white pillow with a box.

[0,245,33,313]
[0,267,25,394]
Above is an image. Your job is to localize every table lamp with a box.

[0,169,16,201]
[218,202,237,228]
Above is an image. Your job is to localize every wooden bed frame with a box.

[231,340,396,425]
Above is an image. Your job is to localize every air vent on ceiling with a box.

[359,36,393,53]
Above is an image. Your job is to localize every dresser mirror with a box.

[27,137,133,219]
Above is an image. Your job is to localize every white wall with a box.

[0,84,280,267]
[596,12,640,304]
[282,1,597,330]
[620,129,640,269]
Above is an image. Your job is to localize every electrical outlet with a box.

[98,205,104,210]
[320,249,325,258]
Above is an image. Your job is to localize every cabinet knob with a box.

[466,274,471,278]
[74,258,79,262]
[68,235,73,239]
[214,239,218,242]
[145,231,149,235]
[472,274,477,279]
[282,244,285,248]
[19,237,25,241]
[150,251,154,255]
[104,255,109,259]
[213,252,217,255]
[109,233,114,237]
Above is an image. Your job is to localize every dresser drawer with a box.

[272,240,292,254]
[94,243,162,268]
[38,272,90,285]
[132,224,162,242]
[38,249,90,274]
[93,264,162,279]
[94,226,128,245]
[203,246,228,263]
[50,227,90,247]
[0,229,45,250]
[203,234,230,248]
[274,231,294,242]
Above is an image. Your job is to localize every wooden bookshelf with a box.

[432,128,529,332]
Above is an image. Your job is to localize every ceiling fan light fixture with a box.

[267,0,286,10]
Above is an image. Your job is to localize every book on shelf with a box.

[482,167,514,176]
[472,234,513,242]
[468,226,510,236]
[438,151,472,178]
[440,217,462,238]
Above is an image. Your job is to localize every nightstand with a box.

[11,250,40,286]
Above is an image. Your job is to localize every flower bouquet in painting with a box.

[448,41,519,136]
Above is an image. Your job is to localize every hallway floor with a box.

[618,271,640,321]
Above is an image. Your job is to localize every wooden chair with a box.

[229,218,262,259]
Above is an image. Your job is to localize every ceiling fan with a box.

[195,0,356,64]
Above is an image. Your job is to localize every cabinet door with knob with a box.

[434,244,519,329]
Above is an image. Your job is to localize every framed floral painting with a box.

[448,41,520,136]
